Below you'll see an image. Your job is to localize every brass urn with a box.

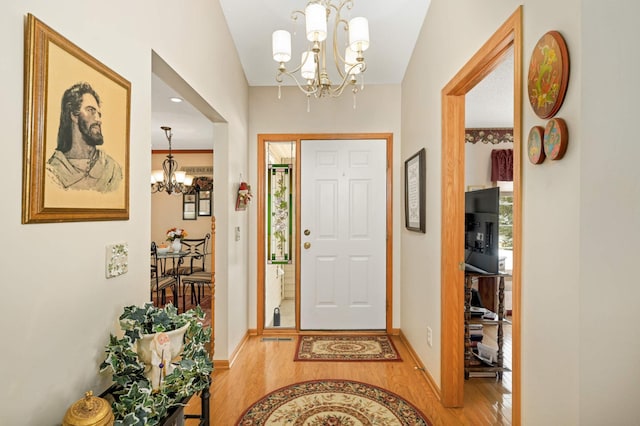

[62,391,114,426]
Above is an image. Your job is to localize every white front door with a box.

[300,139,387,330]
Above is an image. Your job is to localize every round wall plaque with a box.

[527,31,570,119]
[527,126,545,165]
[543,117,568,160]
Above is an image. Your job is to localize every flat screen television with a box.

[464,187,499,274]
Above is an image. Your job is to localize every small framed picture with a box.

[198,190,212,216]
[404,148,426,233]
[183,193,197,220]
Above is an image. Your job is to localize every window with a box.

[499,191,513,271]
[499,192,513,249]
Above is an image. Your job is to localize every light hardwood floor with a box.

[186,329,512,425]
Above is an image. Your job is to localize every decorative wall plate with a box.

[527,31,570,119]
[527,126,545,165]
[543,117,568,160]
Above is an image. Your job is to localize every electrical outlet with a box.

[427,326,433,347]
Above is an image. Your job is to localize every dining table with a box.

[155,250,190,311]
[155,249,210,312]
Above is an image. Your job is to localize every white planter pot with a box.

[135,323,189,390]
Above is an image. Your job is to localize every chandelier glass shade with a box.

[272,0,369,103]
[151,126,194,195]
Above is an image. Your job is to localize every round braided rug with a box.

[236,379,431,425]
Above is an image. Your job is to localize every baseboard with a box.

[213,329,252,370]
[213,359,230,370]
[398,329,442,401]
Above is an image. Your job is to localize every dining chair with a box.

[181,271,213,313]
[151,242,178,307]
[165,233,211,276]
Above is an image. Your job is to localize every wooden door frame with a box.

[257,133,394,334]
[440,7,522,424]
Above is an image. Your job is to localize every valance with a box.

[491,149,513,182]
[465,128,514,144]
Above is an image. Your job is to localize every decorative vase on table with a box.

[171,239,182,252]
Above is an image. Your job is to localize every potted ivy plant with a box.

[100,303,212,426]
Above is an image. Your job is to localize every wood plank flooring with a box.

[186,330,512,425]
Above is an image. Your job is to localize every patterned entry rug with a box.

[295,335,401,361]
[236,379,431,425]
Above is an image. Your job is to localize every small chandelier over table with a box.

[271,0,370,110]
[151,126,194,195]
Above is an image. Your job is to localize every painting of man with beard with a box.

[46,82,123,192]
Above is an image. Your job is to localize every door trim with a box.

[440,7,522,424]
[257,133,394,334]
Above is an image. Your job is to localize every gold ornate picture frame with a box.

[22,14,131,223]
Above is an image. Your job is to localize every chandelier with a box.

[151,126,194,195]
[271,0,369,108]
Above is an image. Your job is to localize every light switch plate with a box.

[106,242,128,278]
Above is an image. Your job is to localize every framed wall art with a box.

[22,14,131,223]
[193,176,213,217]
[527,126,546,165]
[527,30,570,119]
[182,192,197,220]
[198,190,212,217]
[404,148,426,233]
[543,117,569,160]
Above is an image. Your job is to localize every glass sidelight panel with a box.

[268,164,293,264]
[265,142,296,328]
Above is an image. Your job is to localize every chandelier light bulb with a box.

[348,17,369,52]
[174,171,187,184]
[301,51,316,80]
[344,46,362,75]
[305,3,327,42]
[272,30,292,63]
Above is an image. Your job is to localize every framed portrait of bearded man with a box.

[22,13,130,223]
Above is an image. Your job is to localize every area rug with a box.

[236,379,431,425]
[295,335,401,361]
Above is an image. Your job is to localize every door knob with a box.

[304,242,311,249]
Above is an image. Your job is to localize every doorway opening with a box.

[440,6,522,424]
[264,141,297,329]
[257,133,394,334]
[151,51,225,356]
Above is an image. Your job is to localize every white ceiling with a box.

[151,1,513,150]
[466,48,514,128]
[151,74,217,151]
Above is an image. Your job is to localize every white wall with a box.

[403,0,640,424]
[248,85,402,329]
[580,2,640,425]
[401,0,529,399]
[0,0,249,424]
[465,141,514,189]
